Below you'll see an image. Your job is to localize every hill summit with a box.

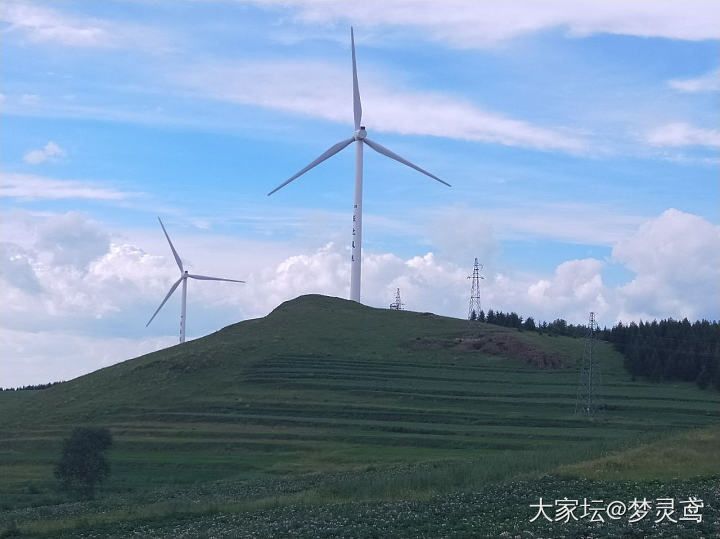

[1,294,563,427]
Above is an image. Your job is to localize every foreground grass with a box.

[2,425,718,536]
[4,477,717,539]
[558,424,720,481]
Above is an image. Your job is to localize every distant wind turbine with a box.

[268,27,450,303]
[146,217,245,343]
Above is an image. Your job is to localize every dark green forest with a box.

[609,319,719,390]
[477,310,719,391]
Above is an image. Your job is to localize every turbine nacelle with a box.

[354,126,367,140]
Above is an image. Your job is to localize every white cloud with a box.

[526,259,609,320]
[645,122,720,148]
[258,0,720,47]
[0,329,175,388]
[1,173,136,201]
[0,212,251,334]
[0,2,169,50]
[23,141,67,164]
[0,243,42,293]
[36,212,110,267]
[177,60,586,152]
[238,243,470,319]
[613,209,720,322]
[0,239,174,331]
[668,69,720,93]
[1,2,110,47]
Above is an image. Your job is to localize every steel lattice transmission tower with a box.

[467,258,484,320]
[389,288,404,310]
[575,312,603,417]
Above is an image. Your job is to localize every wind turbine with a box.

[267,27,450,303]
[146,217,245,343]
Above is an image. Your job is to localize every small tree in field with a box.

[55,427,113,498]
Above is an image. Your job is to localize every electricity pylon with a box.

[468,258,484,320]
[575,312,603,417]
[389,288,404,310]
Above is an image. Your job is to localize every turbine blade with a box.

[187,274,245,283]
[363,138,451,187]
[267,137,355,196]
[351,26,362,130]
[146,277,182,327]
[158,217,183,272]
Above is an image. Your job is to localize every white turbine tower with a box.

[268,27,450,303]
[146,217,245,343]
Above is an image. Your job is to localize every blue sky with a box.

[1,0,719,386]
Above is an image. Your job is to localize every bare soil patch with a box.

[410,333,567,369]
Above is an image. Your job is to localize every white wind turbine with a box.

[268,27,450,303]
[146,217,245,343]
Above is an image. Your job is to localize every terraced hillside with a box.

[1,295,718,537]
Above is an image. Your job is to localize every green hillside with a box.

[1,295,718,537]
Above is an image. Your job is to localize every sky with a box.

[1,0,718,387]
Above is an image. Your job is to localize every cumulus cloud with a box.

[527,259,609,320]
[0,243,42,293]
[668,69,720,93]
[237,243,470,319]
[1,232,172,330]
[613,209,720,321]
[261,242,348,300]
[23,141,67,164]
[392,252,469,314]
[35,212,110,267]
[1,173,135,201]
[0,212,245,334]
[645,123,720,148]
[257,0,720,47]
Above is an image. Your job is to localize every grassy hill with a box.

[1,294,718,537]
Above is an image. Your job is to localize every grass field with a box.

[1,295,718,537]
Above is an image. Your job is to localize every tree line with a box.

[475,309,719,391]
[0,381,65,391]
[608,319,719,391]
[472,309,598,338]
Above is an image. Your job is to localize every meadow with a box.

[1,295,718,537]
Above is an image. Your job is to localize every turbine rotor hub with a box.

[354,126,367,140]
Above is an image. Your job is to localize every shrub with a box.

[54,427,113,498]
